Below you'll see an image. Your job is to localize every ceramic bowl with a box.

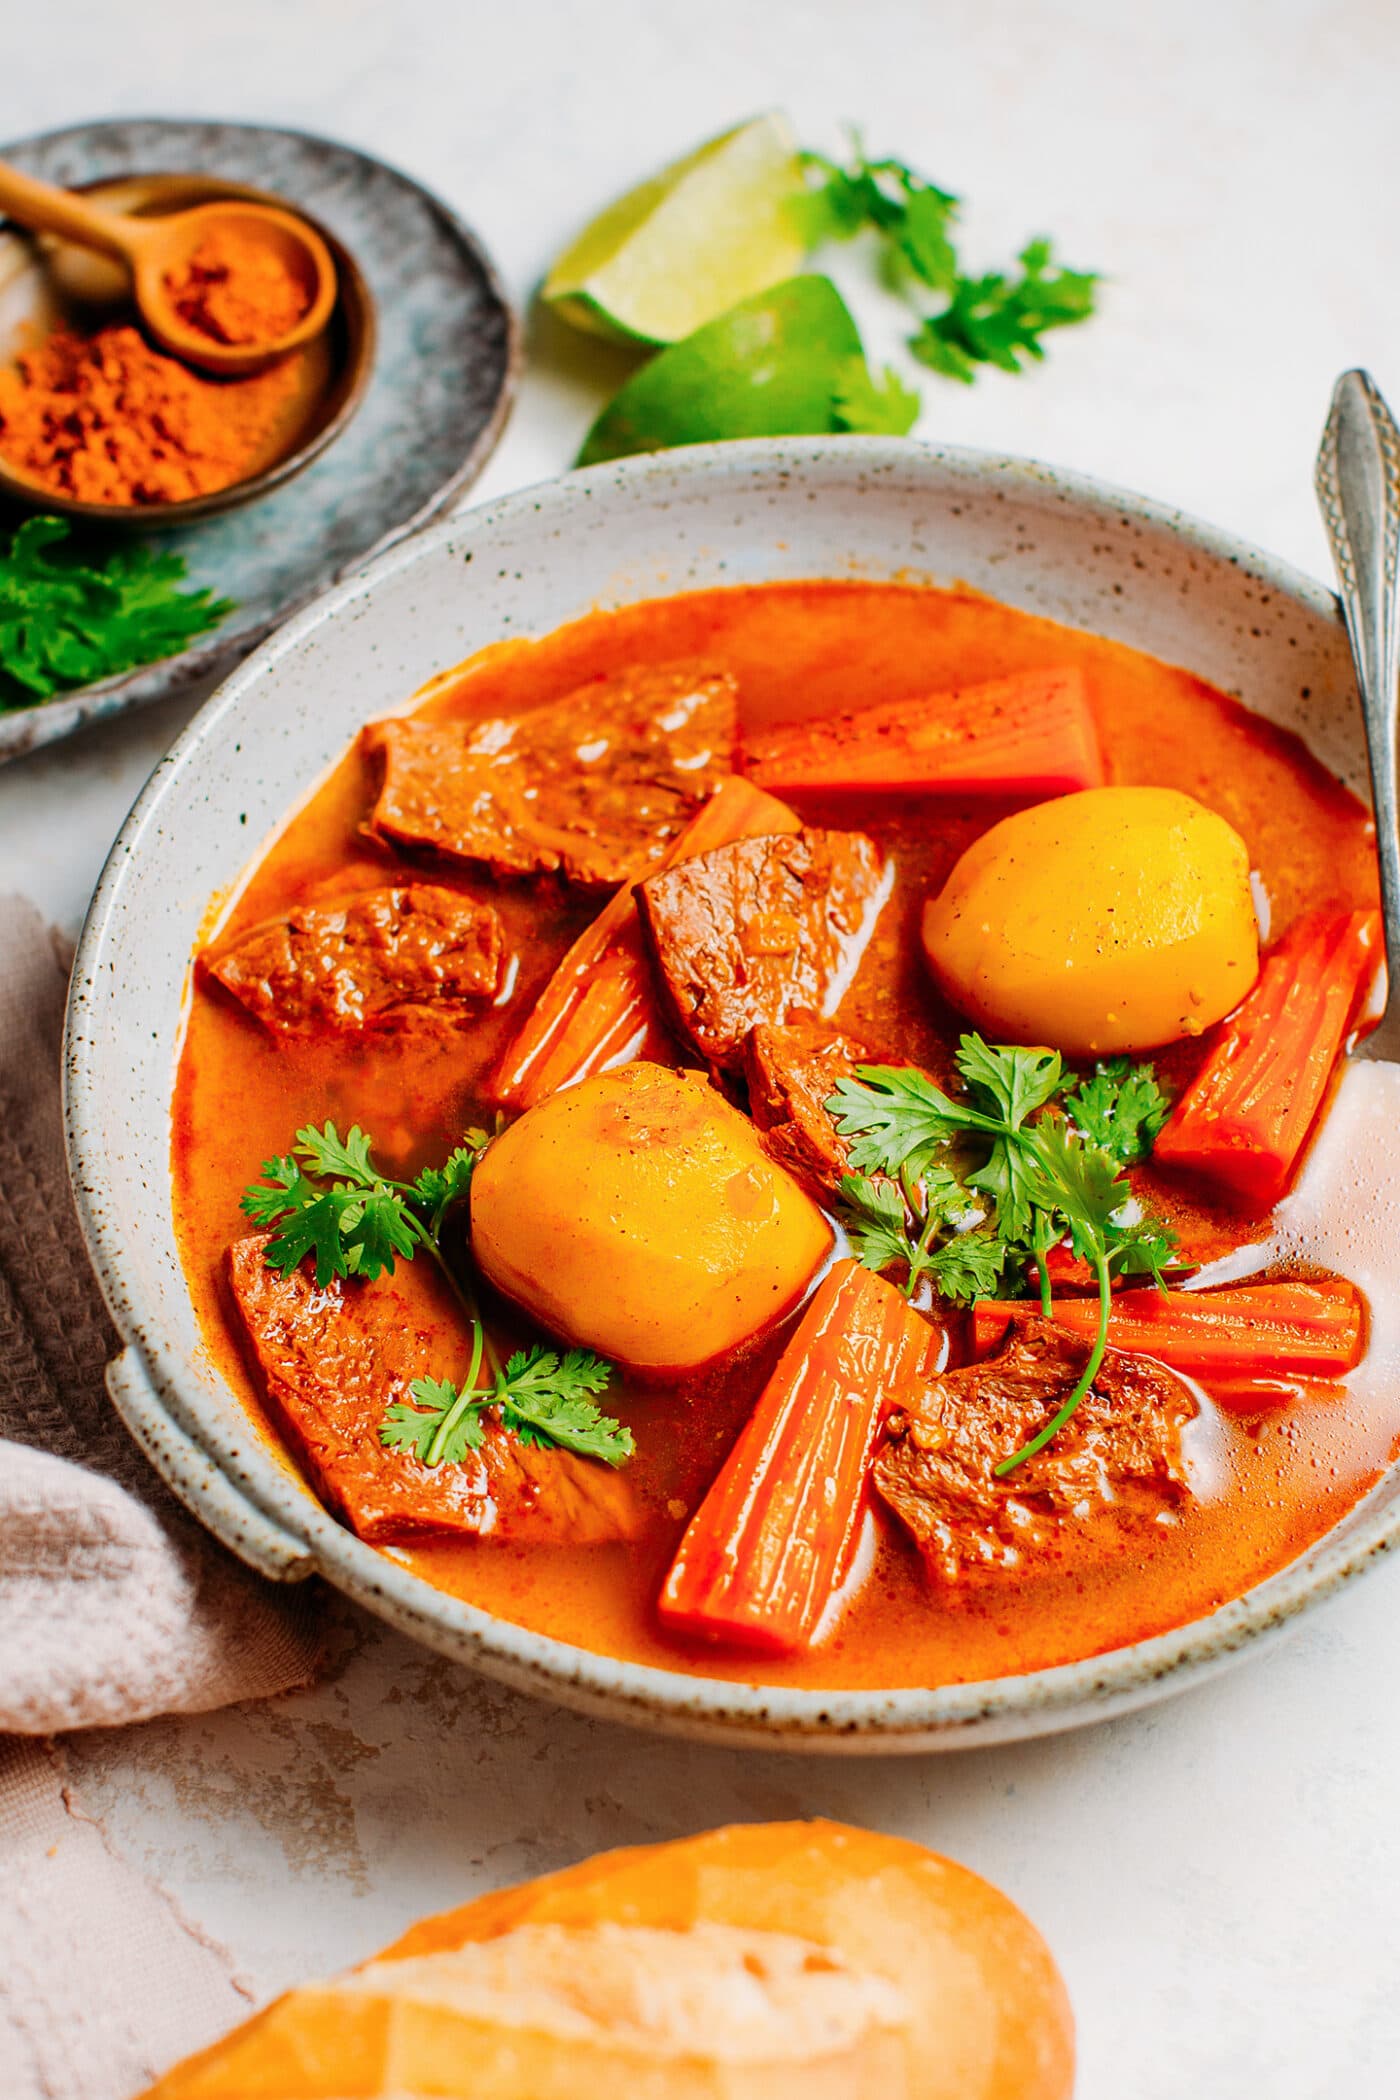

[63,437,1395,1753]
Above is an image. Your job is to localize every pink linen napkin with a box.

[0,893,324,2097]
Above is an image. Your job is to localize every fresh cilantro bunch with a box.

[797,139,1099,387]
[382,1348,632,1470]
[828,1037,1177,1471]
[0,516,233,711]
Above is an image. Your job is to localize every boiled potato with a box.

[142,1821,1074,2100]
[922,785,1258,1056]
[471,1062,831,1372]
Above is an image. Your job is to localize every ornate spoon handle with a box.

[1315,368,1400,1059]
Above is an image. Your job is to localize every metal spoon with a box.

[0,156,336,375]
[1315,368,1400,1060]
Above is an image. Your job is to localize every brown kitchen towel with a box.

[0,893,324,2098]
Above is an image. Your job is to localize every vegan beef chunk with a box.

[208,884,505,1036]
[363,661,737,888]
[635,828,887,1070]
[874,1317,1197,1582]
[742,1018,870,1199]
[226,1235,642,1546]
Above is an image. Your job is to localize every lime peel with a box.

[544,112,807,347]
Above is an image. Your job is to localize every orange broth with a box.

[171,580,1398,1689]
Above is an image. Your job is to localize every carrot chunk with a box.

[493,776,800,1108]
[659,1259,937,1657]
[739,666,1104,798]
[971,1277,1365,1380]
[1154,909,1382,1209]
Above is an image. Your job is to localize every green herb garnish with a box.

[828,1036,1177,1472]
[241,1121,486,1287]
[831,356,922,436]
[382,1348,632,1470]
[1063,1056,1170,1166]
[241,1123,631,1475]
[0,515,233,710]
[798,139,1099,384]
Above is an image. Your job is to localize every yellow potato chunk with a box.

[471,1062,832,1372]
[921,785,1259,1056]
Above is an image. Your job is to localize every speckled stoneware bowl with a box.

[64,438,1397,1753]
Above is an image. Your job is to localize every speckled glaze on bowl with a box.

[63,438,1398,1753]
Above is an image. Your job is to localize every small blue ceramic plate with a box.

[0,117,519,762]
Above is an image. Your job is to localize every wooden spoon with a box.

[0,158,337,374]
[1316,369,1400,1059]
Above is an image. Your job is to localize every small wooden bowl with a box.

[0,170,376,529]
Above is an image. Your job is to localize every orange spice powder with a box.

[0,325,309,506]
[166,227,311,348]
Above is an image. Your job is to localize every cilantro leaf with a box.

[409,1130,490,1220]
[294,1122,377,1183]
[385,1351,631,1470]
[341,1188,420,1281]
[837,1172,918,1275]
[495,1346,632,1464]
[955,1036,1064,1127]
[827,1064,997,1181]
[832,358,921,436]
[1064,1057,1170,1166]
[965,1139,1042,1247]
[0,515,232,713]
[381,1375,488,1466]
[264,1187,360,1287]
[1025,1118,1125,1261]
[238,1156,306,1228]
[1105,1211,1179,1285]
[922,1231,1007,1303]
[910,239,1099,382]
[795,143,960,291]
[897,183,960,294]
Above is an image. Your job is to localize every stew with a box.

[172,579,1398,1690]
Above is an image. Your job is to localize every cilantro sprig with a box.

[828,1037,1178,1472]
[382,1348,632,1470]
[241,1122,486,1288]
[1063,1056,1170,1165]
[0,515,233,711]
[242,1124,633,1476]
[796,139,1098,387]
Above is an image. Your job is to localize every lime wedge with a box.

[544,113,807,346]
[576,275,864,466]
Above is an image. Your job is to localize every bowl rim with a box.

[63,433,1400,1751]
[0,168,377,528]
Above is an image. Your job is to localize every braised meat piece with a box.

[635,829,887,1070]
[742,1018,869,1200]
[226,1235,642,1546]
[874,1317,1197,1582]
[208,885,504,1037]
[363,662,737,888]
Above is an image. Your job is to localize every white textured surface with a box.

[4,2,1400,2093]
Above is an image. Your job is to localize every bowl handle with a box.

[106,1347,316,1583]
